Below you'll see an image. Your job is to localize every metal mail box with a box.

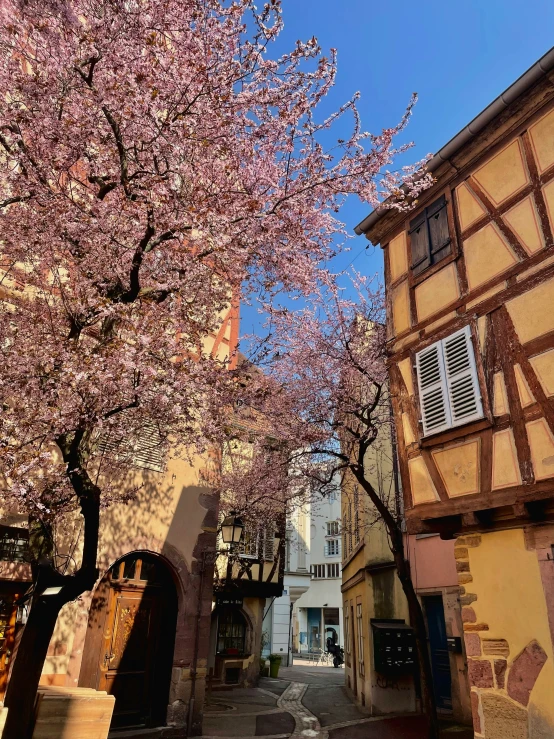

[371,619,417,675]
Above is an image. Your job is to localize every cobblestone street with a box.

[202,665,473,739]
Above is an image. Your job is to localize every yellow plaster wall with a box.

[463,223,518,292]
[408,456,439,505]
[514,364,535,408]
[467,529,554,732]
[529,349,554,396]
[397,357,414,396]
[402,413,416,446]
[491,429,521,489]
[432,439,480,497]
[492,372,508,416]
[414,262,460,323]
[472,139,529,206]
[506,276,554,345]
[503,195,544,255]
[391,280,411,336]
[388,232,408,282]
[529,107,554,173]
[456,183,486,231]
[526,418,554,481]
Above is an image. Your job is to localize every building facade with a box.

[356,48,554,739]
[341,456,470,721]
[0,302,240,737]
[263,487,344,664]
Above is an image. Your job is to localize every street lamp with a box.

[188,510,244,735]
[221,512,244,546]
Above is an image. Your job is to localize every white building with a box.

[262,486,343,664]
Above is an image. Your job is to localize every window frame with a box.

[415,325,484,437]
[408,194,452,277]
[325,538,340,557]
[356,603,365,677]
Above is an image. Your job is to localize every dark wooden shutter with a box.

[427,195,451,263]
[409,211,430,276]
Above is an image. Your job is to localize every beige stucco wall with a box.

[460,529,554,738]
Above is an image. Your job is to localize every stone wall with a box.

[455,528,554,738]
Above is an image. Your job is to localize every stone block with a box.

[465,633,481,657]
[464,622,490,632]
[507,640,548,707]
[483,638,510,657]
[468,659,494,688]
[494,659,507,689]
[464,534,482,548]
[471,691,481,735]
[460,592,478,606]
[462,606,477,623]
[481,692,528,739]
[456,560,470,573]
[458,573,474,585]
[454,546,469,560]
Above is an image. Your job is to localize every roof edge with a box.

[354,45,554,238]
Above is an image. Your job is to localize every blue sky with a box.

[240,0,554,337]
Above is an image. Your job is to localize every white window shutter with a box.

[442,326,483,428]
[324,543,329,557]
[416,340,451,436]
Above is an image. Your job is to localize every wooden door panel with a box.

[99,590,160,727]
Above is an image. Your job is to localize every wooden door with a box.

[0,593,19,701]
[99,587,161,728]
[80,553,177,730]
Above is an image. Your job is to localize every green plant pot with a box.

[269,655,282,678]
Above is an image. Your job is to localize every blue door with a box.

[423,595,452,710]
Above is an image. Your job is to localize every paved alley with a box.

[202,665,473,739]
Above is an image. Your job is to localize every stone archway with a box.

[79,552,178,729]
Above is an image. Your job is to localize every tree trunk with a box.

[2,591,63,739]
[391,539,440,739]
[352,462,439,739]
[3,483,100,739]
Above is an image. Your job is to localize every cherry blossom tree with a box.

[0,0,430,732]
[228,280,439,739]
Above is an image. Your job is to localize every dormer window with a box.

[409,195,451,276]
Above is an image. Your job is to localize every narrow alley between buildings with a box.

[201,663,473,739]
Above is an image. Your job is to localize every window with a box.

[311,564,326,578]
[0,526,28,563]
[416,325,483,437]
[217,608,247,655]
[325,539,340,557]
[96,422,165,472]
[409,194,451,276]
[326,521,340,536]
[236,525,274,561]
[356,603,364,676]
[327,563,340,578]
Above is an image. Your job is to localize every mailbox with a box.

[371,619,417,675]
[447,636,462,653]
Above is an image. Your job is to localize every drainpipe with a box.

[287,602,294,666]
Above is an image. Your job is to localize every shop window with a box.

[409,194,451,277]
[415,325,483,437]
[217,608,247,656]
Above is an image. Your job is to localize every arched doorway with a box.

[80,552,178,730]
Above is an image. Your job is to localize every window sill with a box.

[419,417,491,448]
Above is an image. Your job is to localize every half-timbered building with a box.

[356,47,554,739]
